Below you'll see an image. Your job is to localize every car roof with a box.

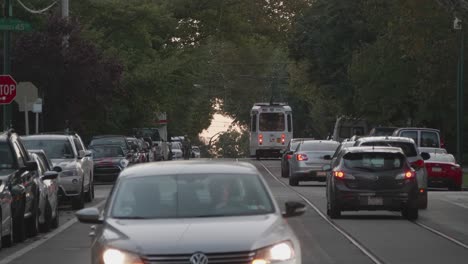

[344,146,405,154]
[356,136,415,144]
[119,160,259,179]
[92,135,126,139]
[393,127,440,132]
[22,134,73,140]
[300,139,340,145]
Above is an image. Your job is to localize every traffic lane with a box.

[252,159,374,264]
[0,184,113,264]
[258,160,468,264]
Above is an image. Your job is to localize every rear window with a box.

[343,152,405,171]
[360,141,417,157]
[300,142,339,152]
[421,132,440,148]
[259,113,285,131]
[428,154,456,163]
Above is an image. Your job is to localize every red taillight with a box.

[411,159,424,169]
[281,134,285,144]
[258,134,263,145]
[286,154,292,160]
[404,171,415,179]
[296,153,308,161]
[333,171,345,178]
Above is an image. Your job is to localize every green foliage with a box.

[212,128,249,158]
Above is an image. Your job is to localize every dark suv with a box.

[0,130,40,243]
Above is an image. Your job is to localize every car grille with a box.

[144,251,256,264]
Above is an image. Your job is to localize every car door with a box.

[73,137,92,189]
[13,140,37,216]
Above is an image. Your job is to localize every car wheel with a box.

[281,167,287,178]
[85,179,94,203]
[289,177,299,186]
[13,202,26,243]
[27,197,40,237]
[39,201,52,233]
[418,192,428,210]
[72,187,85,210]
[2,213,14,247]
[402,206,418,220]
[51,203,59,229]
[327,193,341,219]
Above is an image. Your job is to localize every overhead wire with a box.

[15,0,58,14]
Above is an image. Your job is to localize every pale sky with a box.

[200,114,235,142]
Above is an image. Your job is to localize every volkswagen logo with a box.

[190,253,209,264]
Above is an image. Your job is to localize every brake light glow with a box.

[281,134,285,144]
[286,154,292,160]
[411,159,424,169]
[405,171,414,179]
[258,134,263,145]
[296,153,308,161]
[333,171,345,178]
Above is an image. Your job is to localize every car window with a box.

[0,142,15,169]
[23,139,75,159]
[34,155,45,175]
[400,131,418,144]
[111,174,275,219]
[74,138,84,151]
[428,154,456,163]
[343,152,405,171]
[91,137,128,150]
[360,141,417,157]
[421,132,440,148]
[300,142,339,152]
[259,113,285,131]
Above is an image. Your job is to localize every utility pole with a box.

[62,0,69,18]
[455,17,464,164]
[2,0,12,130]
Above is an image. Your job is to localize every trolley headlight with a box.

[102,248,143,264]
[252,241,295,263]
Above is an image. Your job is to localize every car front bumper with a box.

[58,176,83,198]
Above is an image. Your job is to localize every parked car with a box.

[1,130,39,243]
[29,151,60,232]
[353,136,431,209]
[170,142,183,160]
[22,134,94,209]
[325,146,419,220]
[76,161,306,264]
[424,151,462,191]
[288,140,340,186]
[392,127,445,149]
[369,127,398,136]
[90,145,130,182]
[89,135,131,155]
[191,145,201,158]
[126,137,146,164]
[280,138,313,178]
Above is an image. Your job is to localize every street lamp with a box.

[454,17,464,164]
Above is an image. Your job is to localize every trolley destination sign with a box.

[0,18,32,32]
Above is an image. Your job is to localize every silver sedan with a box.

[76,161,306,264]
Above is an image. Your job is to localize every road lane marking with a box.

[259,162,385,264]
[0,199,107,264]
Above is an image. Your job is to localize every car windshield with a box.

[22,139,75,159]
[259,113,285,131]
[428,154,456,163]
[110,173,275,219]
[360,141,417,157]
[91,138,127,150]
[344,152,405,171]
[91,146,124,158]
[0,142,14,169]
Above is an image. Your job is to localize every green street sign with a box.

[0,18,32,32]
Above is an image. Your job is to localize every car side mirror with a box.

[78,150,85,159]
[282,201,306,218]
[42,171,58,181]
[53,166,62,173]
[76,208,103,224]
[421,152,430,160]
[322,164,332,171]
[323,155,332,160]
[25,161,38,171]
[84,150,93,157]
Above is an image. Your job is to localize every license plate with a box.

[367,197,383,206]
[432,167,442,172]
[316,171,327,177]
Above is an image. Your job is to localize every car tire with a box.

[27,197,40,237]
[289,177,299,186]
[51,203,59,229]
[72,187,85,210]
[13,202,26,243]
[327,194,341,219]
[419,192,428,209]
[2,213,14,247]
[281,167,287,178]
[39,201,52,233]
[402,206,418,220]
[85,179,94,203]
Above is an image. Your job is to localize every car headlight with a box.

[253,241,295,263]
[120,159,129,168]
[102,248,144,264]
[61,169,79,177]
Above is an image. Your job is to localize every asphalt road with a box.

[0,159,467,264]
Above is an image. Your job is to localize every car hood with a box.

[51,159,77,169]
[104,214,292,255]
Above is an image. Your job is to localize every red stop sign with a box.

[0,75,17,105]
